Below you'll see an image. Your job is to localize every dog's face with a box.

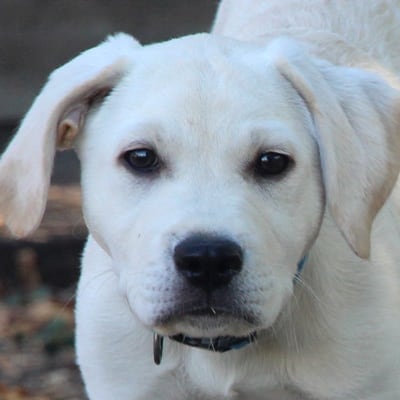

[1,33,399,340]
[78,35,324,337]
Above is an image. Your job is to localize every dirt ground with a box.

[0,286,86,400]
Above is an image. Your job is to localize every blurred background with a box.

[0,1,217,399]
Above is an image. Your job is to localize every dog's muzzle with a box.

[151,235,307,365]
[153,332,257,365]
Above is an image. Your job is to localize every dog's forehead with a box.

[115,33,289,110]
[135,33,261,76]
[96,34,310,151]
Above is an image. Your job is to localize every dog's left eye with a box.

[123,148,160,173]
[254,152,291,178]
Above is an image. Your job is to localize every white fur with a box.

[1,1,400,399]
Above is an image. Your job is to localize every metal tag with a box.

[153,333,164,365]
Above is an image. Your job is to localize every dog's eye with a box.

[254,152,291,177]
[123,148,160,173]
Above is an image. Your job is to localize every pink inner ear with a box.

[57,104,86,149]
[57,88,111,149]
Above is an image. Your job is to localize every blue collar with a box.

[153,256,308,365]
[153,332,257,365]
[170,331,257,351]
[294,255,307,282]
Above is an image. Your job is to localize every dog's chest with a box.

[186,384,307,400]
[182,353,307,400]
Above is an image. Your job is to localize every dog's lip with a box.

[157,305,258,326]
[187,307,227,317]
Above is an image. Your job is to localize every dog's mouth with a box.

[158,304,259,326]
[153,306,259,365]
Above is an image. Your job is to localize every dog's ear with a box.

[0,33,140,237]
[270,38,400,259]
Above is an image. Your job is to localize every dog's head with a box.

[1,33,399,340]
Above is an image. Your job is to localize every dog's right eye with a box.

[123,148,160,174]
[253,151,292,178]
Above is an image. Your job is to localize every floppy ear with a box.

[269,39,400,258]
[0,33,140,237]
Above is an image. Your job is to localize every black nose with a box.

[174,236,243,291]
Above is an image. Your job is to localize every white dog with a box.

[1,1,400,399]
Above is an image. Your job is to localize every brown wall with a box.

[0,0,217,121]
